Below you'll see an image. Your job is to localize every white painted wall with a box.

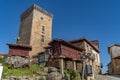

[0,65,3,80]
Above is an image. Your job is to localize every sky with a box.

[1,0,120,73]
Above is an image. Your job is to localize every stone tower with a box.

[17,4,53,57]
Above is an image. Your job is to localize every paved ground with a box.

[95,75,120,80]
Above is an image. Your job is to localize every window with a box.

[39,54,45,63]
[41,17,43,20]
[41,35,44,42]
[42,26,45,32]
[45,49,49,55]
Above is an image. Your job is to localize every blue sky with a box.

[1,0,120,73]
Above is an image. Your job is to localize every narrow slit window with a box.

[41,35,44,42]
[41,17,43,20]
[42,26,45,32]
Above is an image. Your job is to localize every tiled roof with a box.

[69,38,99,53]
[7,43,32,49]
[49,38,85,51]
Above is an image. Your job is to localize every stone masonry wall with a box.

[16,5,53,58]
[17,10,33,45]
[29,7,52,57]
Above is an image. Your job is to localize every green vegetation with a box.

[64,69,82,80]
[0,57,43,77]
[1,57,86,80]
[0,57,6,65]
[3,63,43,77]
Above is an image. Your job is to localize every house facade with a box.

[69,38,101,74]
[108,44,120,75]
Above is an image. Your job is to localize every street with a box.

[95,75,120,80]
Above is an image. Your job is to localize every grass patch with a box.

[0,57,43,78]
[3,64,43,77]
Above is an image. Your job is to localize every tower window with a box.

[42,26,45,31]
[41,35,44,42]
[41,17,43,20]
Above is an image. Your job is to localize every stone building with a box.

[43,38,100,78]
[108,44,120,75]
[16,4,53,57]
[107,62,112,75]
[69,38,101,74]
